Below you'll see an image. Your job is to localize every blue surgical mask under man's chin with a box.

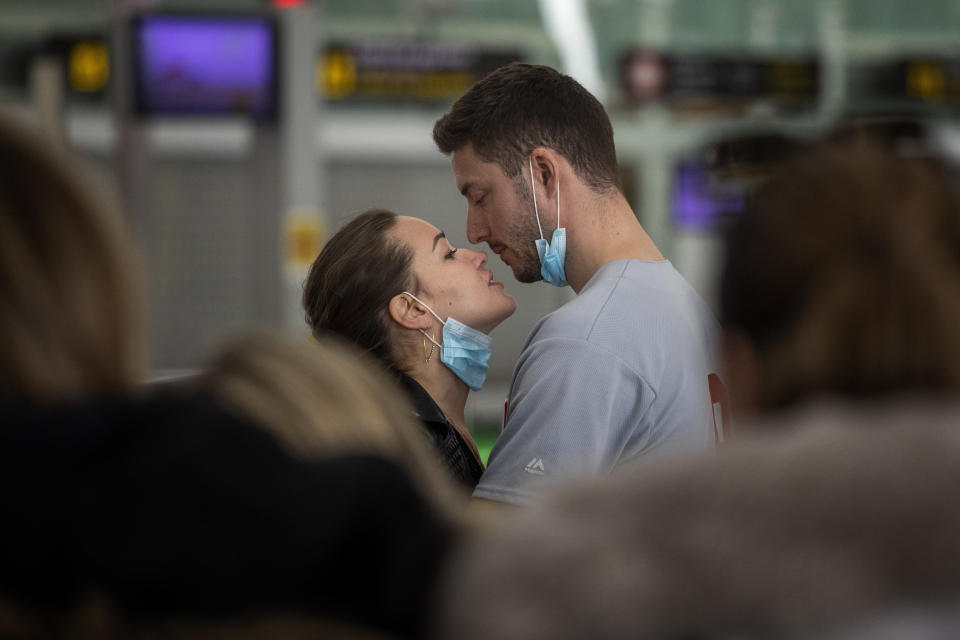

[401,292,492,391]
[529,157,568,287]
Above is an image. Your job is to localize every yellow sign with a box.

[69,41,109,93]
[320,50,357,99]
[907,62,946,101]
[285,215,325,271]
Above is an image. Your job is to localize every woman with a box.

[303,209,517,489]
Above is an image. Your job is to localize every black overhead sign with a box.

[885,58,960,104]
[846,57,960,113]
[321,42,521,102]
[619,49,819,110]
[901,58,960,103]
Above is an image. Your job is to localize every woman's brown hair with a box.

[0,111,142,400]
[302,209,415,372]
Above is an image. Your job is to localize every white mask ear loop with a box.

[401,291,445,326]
[401,291,446,353]
[556,177,561,228]
[529,157,545,241]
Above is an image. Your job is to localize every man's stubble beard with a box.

[506,177,544,284]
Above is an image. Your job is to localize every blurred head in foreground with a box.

[202,332,464,511]
[720,141,960,416]
[0,386,453,639]
[431,404,960,640]
[0,110,141,401]
[0,333,459,636]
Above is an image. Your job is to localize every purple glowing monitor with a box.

[134,14,277,117]
[672,162,744,230]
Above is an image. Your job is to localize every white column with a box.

[276,2,324,333]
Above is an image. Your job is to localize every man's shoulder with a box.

[529,259,710,343]
[526,298,598,344]
[605,259,695,303]
[522,261,633,343]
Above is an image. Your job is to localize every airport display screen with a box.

[672,135,811,230]
[133,14,277,118]
[672,161,745,230]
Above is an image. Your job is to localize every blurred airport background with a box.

[2,0,960,441]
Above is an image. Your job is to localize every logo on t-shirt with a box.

[524,457,545,475]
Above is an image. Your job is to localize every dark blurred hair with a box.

[720,141,960,410]
[302,209,417,372]
[0,112,141,400]
[433,62,620,193]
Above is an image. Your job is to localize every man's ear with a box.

[388,293,433,330]
[530,147,561,199]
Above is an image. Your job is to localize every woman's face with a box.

[393,216,516,333]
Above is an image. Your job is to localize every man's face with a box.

[451,144,542,283]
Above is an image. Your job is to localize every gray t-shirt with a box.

[474,259,722,505]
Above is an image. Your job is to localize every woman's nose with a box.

[468,248,487,269]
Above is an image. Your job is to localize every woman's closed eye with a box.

[445,248,459,260]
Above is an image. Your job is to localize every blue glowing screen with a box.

[135,15,276,117]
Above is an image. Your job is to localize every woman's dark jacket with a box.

[397,374,484,490]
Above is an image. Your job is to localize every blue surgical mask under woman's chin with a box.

[402,292,491,391]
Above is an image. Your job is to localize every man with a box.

[433,63,723,505]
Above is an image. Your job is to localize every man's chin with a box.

[512,264,543,284]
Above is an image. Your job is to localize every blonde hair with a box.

[0,111,142,400]
[202,332,465,512]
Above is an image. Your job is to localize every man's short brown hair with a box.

[433,63,620,193]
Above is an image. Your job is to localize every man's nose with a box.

[466,209,488,245]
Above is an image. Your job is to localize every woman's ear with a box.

[388,293,433,330]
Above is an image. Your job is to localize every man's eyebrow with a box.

[432,231,446,251]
